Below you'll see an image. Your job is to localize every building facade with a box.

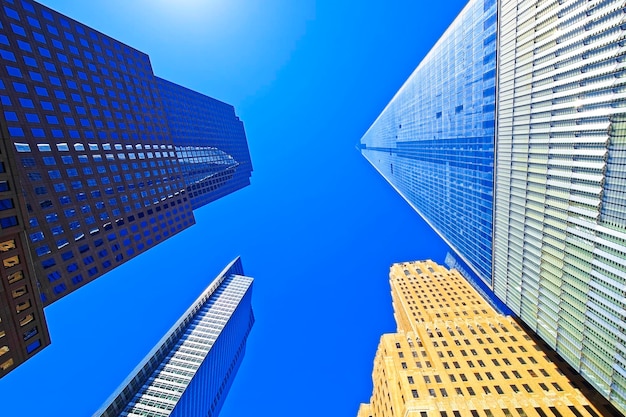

[94,257,254,417]
[493,0,626,409]
[357,260,613,417]
[360,0,626,412]
[0,0,252,377]
[359,0,498,286]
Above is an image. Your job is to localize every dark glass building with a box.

[93,257,254,417]
[0,0,252,377]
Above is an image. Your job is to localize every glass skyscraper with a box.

[0,0,251,377]
[93,257,254,417]
[360,0,626,413]
[360,0,497,287]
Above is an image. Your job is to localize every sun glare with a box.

[150,0,218,18]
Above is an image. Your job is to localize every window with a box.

[0,358,14,371]
[3,255,20,268]
[26,339,41,354]
[0,239,16,252]
[16,299,31,313]
[7,270,23,284]
[19,314,33,327]
[24,327,39,342]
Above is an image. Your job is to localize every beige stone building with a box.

[357,260,617,417]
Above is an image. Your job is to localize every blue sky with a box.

[2,0,469,415]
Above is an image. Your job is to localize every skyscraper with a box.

[0,0,252,377]
[357,260,613,417]
[93,257,254,417]
[493,0,626,408]
[359,0,498,287]
[359,0,626,412]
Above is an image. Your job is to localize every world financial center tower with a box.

[0,0,252,377]
[94,257,254,417]
[360,0,626,413]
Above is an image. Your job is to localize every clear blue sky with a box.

[2,0,468,415]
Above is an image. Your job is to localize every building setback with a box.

[0,0,252,377]
[359,0,626,412]
[93,257,254,417]
[357,260,615,417]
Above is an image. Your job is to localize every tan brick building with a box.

[357,260,617,417]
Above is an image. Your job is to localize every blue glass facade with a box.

[360,0,497,285]
[0,0,251,377]
[94,257,254,417]
[157,78,252,211]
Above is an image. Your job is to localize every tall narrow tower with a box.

[94,257,254,417]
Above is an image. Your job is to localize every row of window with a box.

[38,203,191,300]
[4,1,150,72]
[410,381,562,397]
[408,405,602,417]
[16,141,174,152]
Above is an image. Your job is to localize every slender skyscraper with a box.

[360,0,626,412]
[0,0,252,376]
[94,257,254,417]
[357,260,613,417]
[359,0,498,287]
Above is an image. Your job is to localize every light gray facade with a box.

[494,0,626,411]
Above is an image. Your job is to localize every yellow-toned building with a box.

[357,261,617,417]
